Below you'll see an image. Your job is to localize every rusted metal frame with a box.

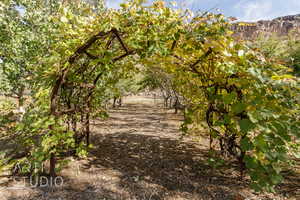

[50,30,113,116]
[189,47,213,76]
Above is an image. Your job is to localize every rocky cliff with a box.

[232,14,300,39]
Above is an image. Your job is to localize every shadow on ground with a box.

[3,97,300,200]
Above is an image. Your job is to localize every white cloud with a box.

[106,0,124,9]
[291,0,300,6]
[235,0,300,22]
[235,0,273,21]
[183,0,198,6]
[105,0,300,21]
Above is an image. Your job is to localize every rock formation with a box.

[232,14,300,39]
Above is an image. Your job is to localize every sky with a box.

[106,0,300,22]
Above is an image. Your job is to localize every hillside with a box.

[232,14,300,38]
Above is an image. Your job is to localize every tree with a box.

[0,0,299,192]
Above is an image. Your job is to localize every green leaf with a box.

[254,134,268,152]
[241,136,254,151]
[270,174,283,185]
[244,155,258,169]
[223,114,231,124]
[223,92,236,104]
[232,102,246,114]
[291,123,300,137]
[271,122,291,142]
[174,32,180,40]
[239,119,255,133]
[248,111,261,123]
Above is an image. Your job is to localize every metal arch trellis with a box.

[48,25,215,150]
[48,28,135,176]
[47,23,244,178]
[50,28,133,116]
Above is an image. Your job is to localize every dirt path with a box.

[1,96,299,200]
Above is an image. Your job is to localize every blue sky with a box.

[106,0,300,21]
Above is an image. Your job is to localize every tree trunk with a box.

[113,97,117,108]
[85,112,90,147]
[49,153,56,177]
[118,97,122,107]
[174,97,179,114]
[48,124,56,177]
[17,96,24,108]
[164,96,169,108]
[17,86,25,109]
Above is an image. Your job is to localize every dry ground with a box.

[0,96,299,200]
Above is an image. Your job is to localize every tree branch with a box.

[111,28,129,53]
[189,47,213,75]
